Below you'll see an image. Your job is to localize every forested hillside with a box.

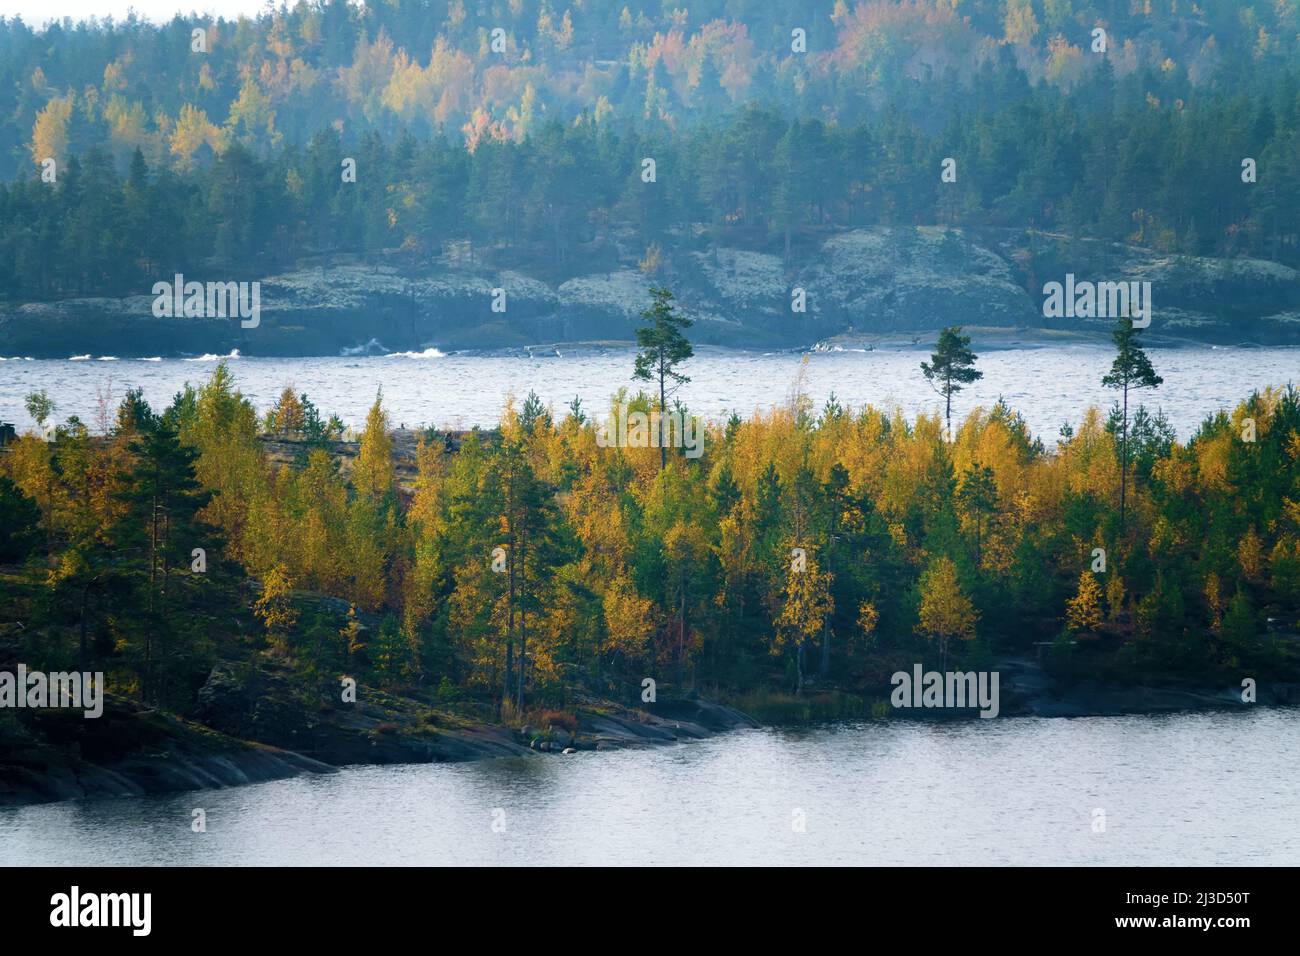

[1,0,1298,307]
[4,358,1300,731]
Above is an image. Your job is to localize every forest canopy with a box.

[1,0,1298,304]
[3,355,1298,717]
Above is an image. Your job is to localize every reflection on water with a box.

[3,711,1298,866]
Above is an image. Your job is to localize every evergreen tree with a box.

[112,416,218,703]
[0,475,41,562]
[956,463,998,567]
[632,286,693,471]
[921,327,982,440]
[1102,318,1163,530]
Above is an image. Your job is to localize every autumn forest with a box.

[2,0,1300,304]
[3,320,1300,722]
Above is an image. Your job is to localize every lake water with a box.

[3,711,1298,866]
[4,345,1298,865]
[2,345,1297,440]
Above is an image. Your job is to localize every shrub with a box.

[537,709,577,733]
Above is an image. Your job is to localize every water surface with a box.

[4,711,1297,866]
[3,345,1295,440]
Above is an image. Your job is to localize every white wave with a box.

[385,347,446,359]
[341,337,387,356]
[138,357,162,362]
[184,349,241,362]
[69,354,91,361]
[97,356,119,361]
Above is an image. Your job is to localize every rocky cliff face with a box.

[3,227,1297,357]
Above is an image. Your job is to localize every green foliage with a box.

[4,364,1299,727]
[632,286,694,470]
[0,475,41,562]
[921,327,982,435]
[5,8,1298,304]
[23,390,54,429]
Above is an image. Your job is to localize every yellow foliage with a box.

[353,390,394,502]
[1204,573,1223,633]
[30,95,73,166]
[602,569,655,657]
[1239,526,1264,580]
[169,103,226,170]
[916,556,977,643]
[254,564,299,635]
[1066,570,1104,632]
[1105,574,1126,621]
[1195,430,1233,492]
[773,555,833,653]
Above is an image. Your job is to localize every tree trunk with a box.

[516,538,527,714]
[504,532,515,719]
[79,580,92,671]
[820,618,830,679]
[944,381,952,441]
[675,587,686,688]
[659,359,667,472]
[1120,380,1129,530]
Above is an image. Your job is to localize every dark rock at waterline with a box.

[0,694,334,807]
[863,656,1300,721]
[194,660,762,773]
[644,696,761,732]
[195,660,533,766]
[992,657,1299,718]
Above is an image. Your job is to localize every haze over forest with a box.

[0,0,1298,351]
[3,3,1300,830]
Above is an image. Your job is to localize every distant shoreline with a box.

[6,328,1298,363]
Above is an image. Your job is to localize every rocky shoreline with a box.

[4,227,1299,357]
[992,656,1299,718]
[3,652,1294,809]
[0,663,760,808]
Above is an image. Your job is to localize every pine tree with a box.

[957,463,998,566]
[1102,318,1162,530]
[112,416,217,703]
[921,327,982,440]
[632,286,694,471]
[0,475,41,562]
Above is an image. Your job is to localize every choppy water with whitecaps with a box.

[2,345,1296,440]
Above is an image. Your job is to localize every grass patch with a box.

[724,688,879,724]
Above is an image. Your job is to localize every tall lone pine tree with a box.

[1102,317,1163,530]
[921,326,983,440]
[633,286,693,471]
